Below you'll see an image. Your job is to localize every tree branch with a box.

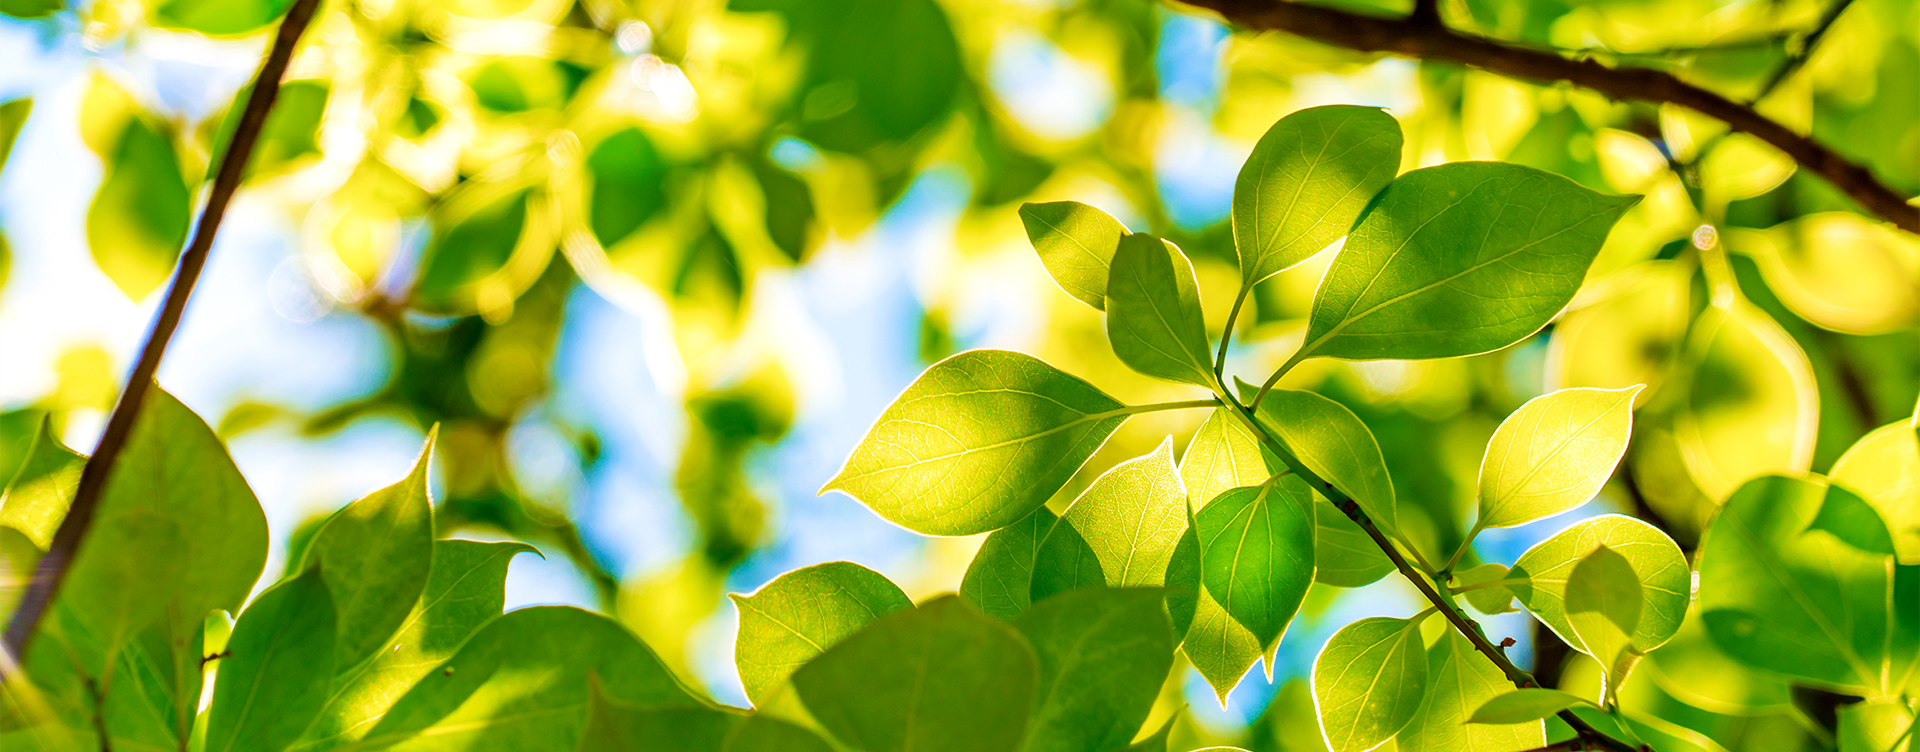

[1174,0,1920,235]
[1215,398,1647,752]
[2,0,325,662]
[1751,0,1856,103]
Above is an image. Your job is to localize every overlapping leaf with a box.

[1233,105,1402,286]
[1105,233,1215,388]
[1030,438,1189,603]
[1019,201,1128,310]
[731,561,913,706]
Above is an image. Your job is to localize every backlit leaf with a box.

[1233,105,1402,286]
[1400,632,1545,751]
[793,595,1037,752]
[1546,261,1690,397]
[731,561,913,706]
[300,434,436,673]
[87,116,190,300]
[206,567,337,752]
[1030,438,1189,603]
[1456,563,1516,615]
[825,349,1127,536]
[1510,515,1687,654]
[1194,479,1314,650]
[154,0,294,34]
[1019,201,1128,310]
[1294,162,1638,363]
[1013,588,1174,752]
[1830,418,1920,564]
[1314,500,1395,588]
[1732,212,1920,335]
[1312,617,1428,752]
[1695,475,1916,695]
[960,506,1058,621]
[1477,387,1640,529]
[0,420,84,549]
[1564,544,1643,690]
[1466,688,1590,725]
[1250,388,1397,533]
[1105,233,1215,388]
[1180,407,1281,510]
[1674,302,1818,500]
[361,607,694,751]
[577,677,740,752]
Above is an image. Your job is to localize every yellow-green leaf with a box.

[1250,388,1397,533]
[1106,233,1215,388]
[206,567,337,752]
[1233,105,1402,287]
[1830,418,1920,565]
[1019,201,1128,311]
[1564,544,1643,691]
[1312,617,1428,752]
[1030,438,1189,603]
[1477,387,1641,529]
[731,562,912,706]
[1401,632,1546,751]
[1510,515,1687,654]
[959,506,1058,621]
[1194,479,1314,650]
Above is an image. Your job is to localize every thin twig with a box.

[1751,0,1856,103]
[1174,0,1920,234]
[1,0,325,663]
[1216,397,1645,752]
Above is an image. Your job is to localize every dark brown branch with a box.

[1218,399,1646,752]
[1,0,325,663]
[1174,0,1920,235]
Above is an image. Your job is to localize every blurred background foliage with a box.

[0,0,1915,747]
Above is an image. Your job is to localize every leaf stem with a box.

[1247,349,1308,412]
[1110,399,1224,418]
[1213,284,1254,382]
[1448,578,1529,595]
[1210,392,1645,752]
[0,0,326,664]
[1439,521,1486,577]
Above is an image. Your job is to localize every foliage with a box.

[2,0,1918,749]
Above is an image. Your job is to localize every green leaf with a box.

[1030,438,1190,603]
[960,506,1058,621]
[296,539,535,749]
[1456,563,1517,615]
[1476,387,1641,529]
[588,128,670,248]
[206,567,338,752]
[1194,479,1314,649]
[1466,688,1591,725]
[1233,105,1403,287]
[362,606,694,751]
[577,676,740,752]
[1695,475,1916,695]
[0,418,85,549]
[1019,201,1128,310]
[825,349,1127,536]
[300,435,436,673]
[1836,699,1916,752]
[1013,588,1174,752]
[1511,515,1688,654]
[1122,714,1177,752]
[1181,586,1264,704]
[46,509,188,680]
[87,116,191,300]
[1400,632,1546,751]
[726,713,837,752]
[0,98,29,171]
[0,0,61,19]
[1312,616,1428,752]
[1249,388,1397,533]
[412,187,546,315]
[731,561,913,706]
[154,0,294,35]
[0,525,36,621]
[1563,544,1643,691]
[792,595,1038,752]
[1830,418,1920,565]
[1293,162,1638,363]
[1105,233,1216,388]
[1642,613,1793,714]
[1180,408,1282,510]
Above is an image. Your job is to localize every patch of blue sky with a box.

[1155,108,1246,230]
[1156,8,1227,112]
[987,29,1113,142]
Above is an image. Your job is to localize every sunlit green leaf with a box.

[1466,688,1590,725]
[0,0,60,19]
[1194,479,1313,649]
[412,187,547,315]
[1013,588,1173,752]
[1121,714,1177,752]
[1314,500,1395,588]
[1312,616,1428,752]
[1030,438,1189,603]
[1564,544,1643,692]
[206,567,337,752]
[726,713,837,752]
[1835,699,1915,752]
[300,435,436,673]
[577,677,740,752]
[1695,475,1916,695]
[1181,408,1280,510]
[1019,201,1128,311]
[1477,387,1641,529]
[731,561,913,706]
[296,539,535,749]
[1642,612,1793,715]
[1106,233,1215,388]
[1830,418,1920,564]
[588,128,669,249]
[46,509,186,680]
[1181,585,1264,704]
[1294,162,1638,362]
[960,506,1058,621]
[1732,212,1920,335]
[1511,515,1687,654]
[1456,563,1516,615]
[1233,105,1402,287]
[87,116,190,300]
[1400,632,1545,751]
[0,419,84,549]
[1250,388,1397,533]
[154,0,294,34]
[1674,302,1818,500]
[362,607,694,750]
[825,350,1127,536]
[0,98,29,172]
[793,595,1037,752]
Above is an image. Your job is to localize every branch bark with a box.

[2,0,325,662]
[1175,0,1920,235]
